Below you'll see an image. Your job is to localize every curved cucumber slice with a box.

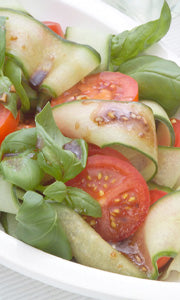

[142,100,175,146]
[52,99,158,181]
[55,204,146,278]
[120,190,180,279]
[65,26,112,73]
[141,191,180,278]
[0,8,100,97]
[153,146,180,189]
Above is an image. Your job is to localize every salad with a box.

[0,0,180,282]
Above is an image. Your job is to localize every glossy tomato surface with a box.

[67,154,150,242]
[51,71,138,106]
[0,104,19,144]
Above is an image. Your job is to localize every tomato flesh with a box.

[149,189,168,206]
[51,71,139,106]
[67,155,150,242]
[0,104,19,144]
[171,118,180,147]
[88,144,129,162]
[43,21,64,38]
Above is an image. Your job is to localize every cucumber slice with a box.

[161,251,180,281]
[0,8,101,97]
[153,146,180,189]
[55,204,146,278]
[148,182,173,193]
[0,175,20,214]
[138,191,180,279]
[65,26,112,73]
[52,99,158,181]
[116,190,180,279]
[142,100,175,146]
[0,0,27,13]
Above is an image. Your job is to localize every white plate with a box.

[1,1,180,300]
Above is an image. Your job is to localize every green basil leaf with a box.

[43,181,67,203]
[4,59,30,111]
[36,102,70,146]
[118,55,180,116]
[1,152,44,190]
[111,1,171,66]
[36,103,88,182]
[65,186,102,217]
[0,16,6,72]
[0,76,18,117]
[0,127,37,160]
[16,191,72,260]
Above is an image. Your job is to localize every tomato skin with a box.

[0,104,20,144]
[88,144,129,162]
[149,189,168,206]
[67,154,150,242]
[51,71,139,106]
[171,118,180,147]
[43,21,64,38]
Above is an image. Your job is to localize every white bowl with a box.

[1,1,180,299]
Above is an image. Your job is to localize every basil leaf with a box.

[43,181,67,203]
[0,76,18,117]
[4,59,30,111]
[0,16,6,72]
[111,1,171,66]
[0,152,44,190]
[118,55,180,116]
[36,103,88,182]
[65,186,102,217]
[16,191,72,260]
[0,127,37,159]
[36,102,69,146]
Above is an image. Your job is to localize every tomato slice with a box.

[0,104,20,144]
[67,154,150,242]
[171,118,180,147]
[149,189,168,206]
[88,144,129,162]
[51,71,139,106]
[43,21,64,38]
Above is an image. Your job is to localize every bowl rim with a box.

[1,1,180,299]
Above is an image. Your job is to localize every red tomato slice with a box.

[149,189,168,206]
[67,154,150,242]
[171,118,180,147]
[0,104,20,144]
[51,71,139,106]
[43,21,64,38]
[88,144,129,162]
[157,257,170,269]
